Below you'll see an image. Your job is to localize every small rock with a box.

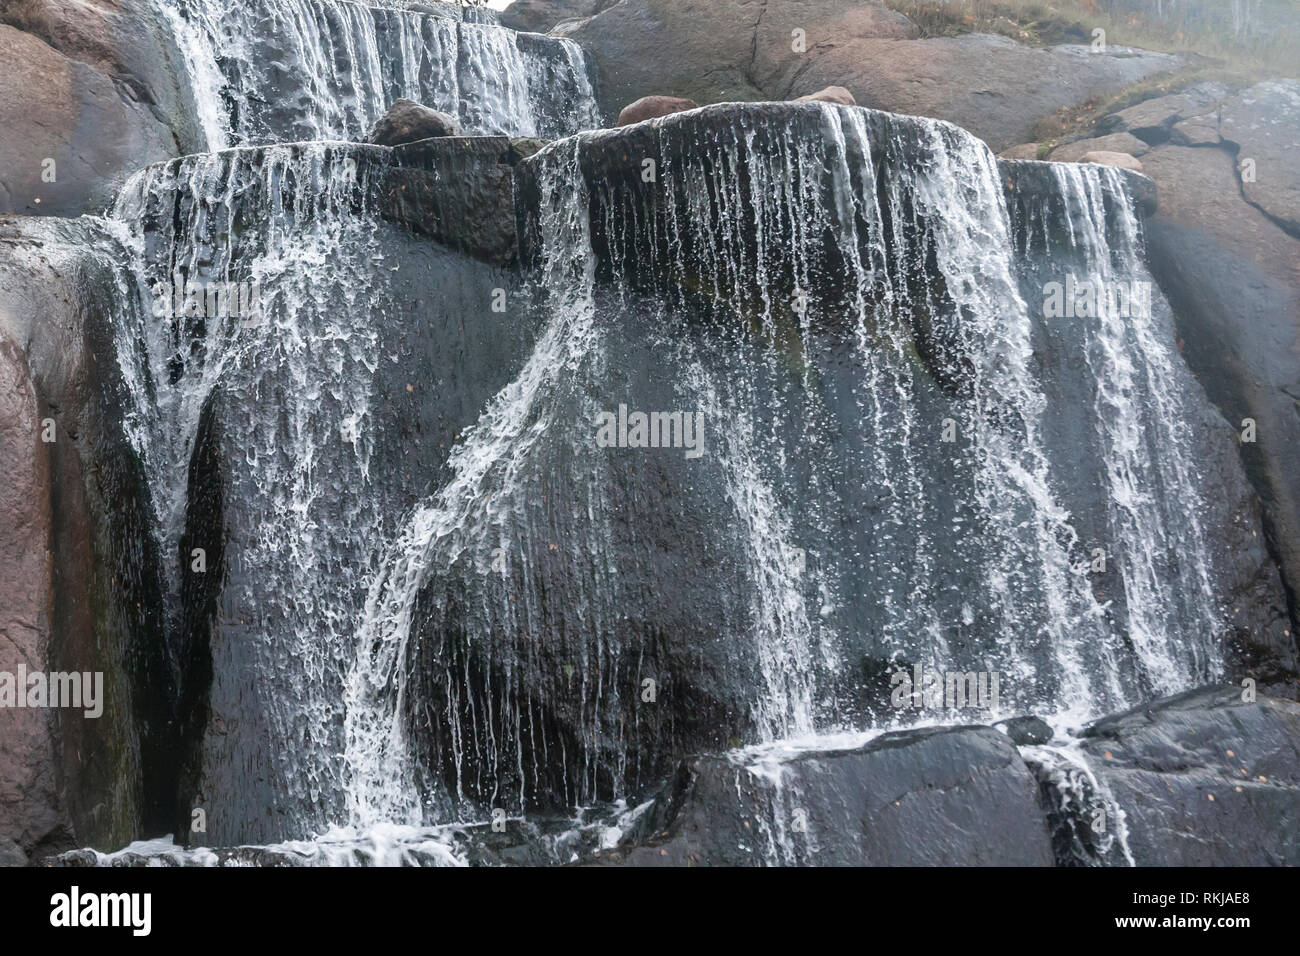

[366,99,460,146]
[996,715,1054,746]
[1080,150,1144,171]
[794,86,857,107]
[616,95,699,127]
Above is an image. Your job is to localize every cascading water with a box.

[158,0,602,148]
[110,144,396,836]
[336,103,1234,836]
[92,45,1238,857]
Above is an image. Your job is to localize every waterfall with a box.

[157,0,601,148]
[93,45,1232,844]
[334,103,1232,829]
[109,144,398,835]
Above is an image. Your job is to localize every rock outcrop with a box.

[559,0,1179,149]
[1136,82,1300,661]
[1,0,203,153]
[0,216,174,860]
[1082,686,1300,865]
[0,24,174,216]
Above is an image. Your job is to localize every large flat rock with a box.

[599,726,1056,865]
[1219,79,1300,237]
[1083,686,1300,865]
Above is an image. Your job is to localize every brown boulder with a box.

[1078,150,1143,171]
[366,99,461,147]
[0,0,197,147]
[617,94,699,126]
[794,85,856,106]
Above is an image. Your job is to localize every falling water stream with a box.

[82,2,1236,864]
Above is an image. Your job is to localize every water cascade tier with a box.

[166,0,602,147]
[88,100,1282,852]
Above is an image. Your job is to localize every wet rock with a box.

[1049,132,1149,162]
[0,24,173,215]
[1082,686,1300,865]
[997,716,1055,745]
[794,85,856,106]
[599,727,1056,865]
[616,94,699,126]
[1142,142,1300,671]
[1218,80,1300,237]
[1079,150,1143,171]
[119,145,537,844]
[366,99,461,146]
[0,216,172,857]
[385,136,521,266]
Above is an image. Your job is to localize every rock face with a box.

[1082,686,1300,865]
[1,0,204,153]
[0,24,174,215]
[600,727,1057,866]
[0,216,174,860]
[0,336,58,867]
[615,94,699,125]
[1137,83,1300,664]
[562,0,1178,148]
[367,99,462,146]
